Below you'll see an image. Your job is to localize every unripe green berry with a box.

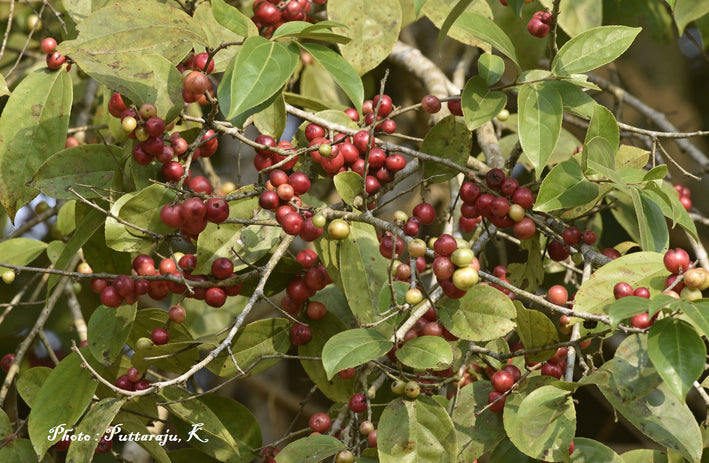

[2,270,15,284]
[405,380,421,398]
[391,380,406,395]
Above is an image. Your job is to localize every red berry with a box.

[349,393,367,413]
[211,257,234,279]
[562,226,581,246]
[513,218,536,240]
[40,37,57,54]
[308,413,332,433]
[421,95,442,114]
[151,327,169,345]
[547,285,568,306]
[290,323,312,346]
[548,241,569,261]
[512,187,534,208]
[1,353,15,373]
[447,98,463,116]
[101,286,123,307]
[205,198,229,224]
[46,52,66,70]
[631,312,652,329]
[663,248,690,274]
[160,203,185,228]
[488,391,506,412]
[582,230,597,245]
[205,287,227,307]
[541,362,563,379]
[491,370,515,393]
[613,282,634,299]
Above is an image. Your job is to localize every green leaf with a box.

[219,36,299,125]
[568,437,624,462]
[56,201,76,236]
[333,171,363,206]
[607,296,655,329]
[299,43,364,109]
[574,252,666,317]
[478,53,505,86]
[630,188,669,253]
[421,115,473,183]
[299,312,356,402]
[674,0,709,35]
[328,0,402,76]
[162,388,253,462]
[678,300,709,337]
[105,185,177,253]
[0,69,72,219]
[584,105,619,158]
[503,385,576,461]
[114,413,171,463]
[581,335,702,462]
[489,438,536,462]
[208,318,291,377]
[449,12,520,71]
[196,207,278,274]
[28,350,102,459]
[395,336,453,370]
[31,144,126,200]
[533,159,599,212]
[451,381,505,462]
[0,439,36,463]
[551,26,641,75]
[275,434,346,463]
[438,284,516,342]
[507,238,545,294]
[322,328,392,380]
[192,2,252,74]
[254,92,287,140]
[644,182,698,241]
[338,222,392,324]
[0,238,48,274]
[461,76,507,131]
[87,304,137,366]
[49,207,104,292]
[378,396,457,462]
[517,83,563,178]
[539,0,603,37]
[620,449,668,463]
[16,367,51,409]
[272,21,352,44]
[514,302,559,363]
[615,145,651,170]
[437,0,475,49]
[211,0,257,38]
[67,398,125,463]
[647,318,705,400]
[59,0,202,65]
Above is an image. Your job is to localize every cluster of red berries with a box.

[487,364,521,412]
[281,249,333,346]
[613,281,654,328]
[91,254,242,310]
[258,168,322,238]
[160,182,230,241]
[528,11,553,38]
[400,202,436,236]
[547,226,598,262]
[115,366,150,392]
[429,234,479,299]
[179,52,215,104]
[251,0,327,38]
[41,37,67,70]
[459,169,537,240]
[674,184,692,211]
[540,346,567,379]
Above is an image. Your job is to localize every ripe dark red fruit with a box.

[193,52,215,74]
[485,168,506,190]
[101,286,123,307]
[183,71,210,95]
[162,161,184,182]
[205,287,227,308]
[160,203,184,228]
[306,300,327,320]
[46,52,66,70]
[1,353,15,373]
[113,274,135,298]
[513,218,536,240]
[633,287,651,299]
[663,248,690,274]
[503,364,521,382]
[289,172,311,195]
[488,391,506,412]
[491,370,515,393]
[349,393,367,413]
[211,257,234,279]
[205,198,229,223]
[548,240,569,261]
[602,248,621,259]
[512,187,534,208]
[527,18,550,38]
[421,94,442,114]
[582,230,597,245]
[447,98,463,116]
[433,233,457,257]
[290,324,312,346]
[631,312,652,329]
[613,282,634,299]
[95,435,113,454]
[151,327,169,345]
[281,212,304,235]
[309,412,332,433]
[563,226,581,246]
[541,361,563,379]
[116,374,135,391]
